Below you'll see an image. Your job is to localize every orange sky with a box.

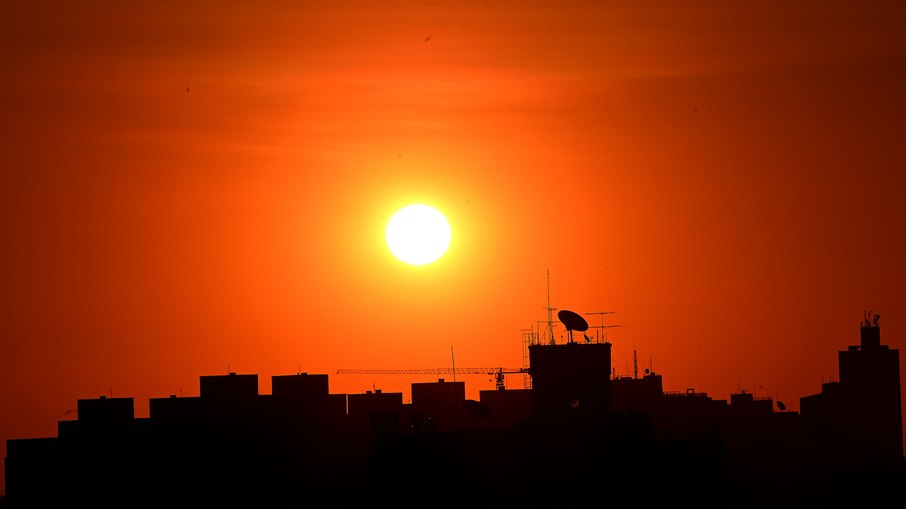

[2,0,905,495]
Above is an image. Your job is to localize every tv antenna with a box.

[543,269,558,344]
[584,311,622,342]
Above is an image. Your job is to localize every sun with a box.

[385,204,451,266]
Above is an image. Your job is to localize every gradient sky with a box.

[2,0,905,494]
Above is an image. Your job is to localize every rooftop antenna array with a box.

[862,309,880,327]
[584,311,621,343]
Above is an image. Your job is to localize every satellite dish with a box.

[777,401,786,412]
[558,310,588,331]
[558,309,588,343]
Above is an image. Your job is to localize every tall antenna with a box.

[451,345,456,382]
[545,269,556,345]
[633,346,638,379]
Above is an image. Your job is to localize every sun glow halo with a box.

[385,204,451,266]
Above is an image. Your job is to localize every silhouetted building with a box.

[149,394,203,425]
[270,372,346,425]
[200,371,258,401]
[611,371,664,414]
[73,395,134,428]
[528,341,611,422]
[272,372,327,401]
[410,379,466,432]
[801,312,903,467]
[347,389,404,434]
[477,387,532,430]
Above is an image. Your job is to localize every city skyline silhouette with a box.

[4,310,903,507]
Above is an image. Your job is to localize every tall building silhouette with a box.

[801,311,903,467]
[528,341,611,423]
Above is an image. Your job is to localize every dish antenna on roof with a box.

[557,309,588,344]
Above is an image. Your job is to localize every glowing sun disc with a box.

[385,204,451,265]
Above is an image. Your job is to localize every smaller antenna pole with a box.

[633,347,638,379]
[451,345,456,383]
[546,269,556,345]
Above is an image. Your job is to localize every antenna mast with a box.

[545,269,555,344]
[633,346,638,379]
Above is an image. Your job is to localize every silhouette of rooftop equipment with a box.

[584,311,623,343]
[557,309,588,344]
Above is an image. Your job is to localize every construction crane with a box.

[336,367,527,391]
